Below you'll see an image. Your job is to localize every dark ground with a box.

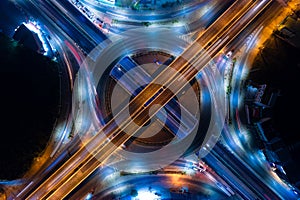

[248,35,300,144]
[247,33,300,182]
[0,33,60,180]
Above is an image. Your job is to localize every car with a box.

[225,50,233,58]
[192,162,206,172]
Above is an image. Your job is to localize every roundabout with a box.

[72,27,226,173]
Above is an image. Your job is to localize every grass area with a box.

[0,33,60,180]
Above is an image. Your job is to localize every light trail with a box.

[18,1,274,199]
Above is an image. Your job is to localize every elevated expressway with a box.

[16,0,274,199]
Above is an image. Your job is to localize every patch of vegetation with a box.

[248,34,300,150]
[0,32,60,180]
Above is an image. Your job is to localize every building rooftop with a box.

[13,23,45,54]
